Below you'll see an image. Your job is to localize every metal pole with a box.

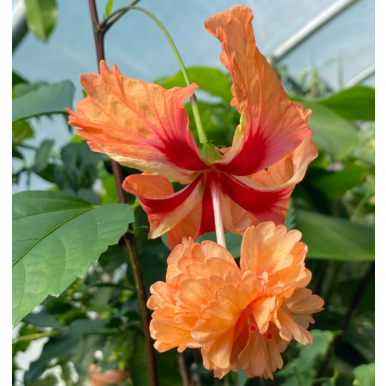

[12,0,28,51]
[272,0,360,61]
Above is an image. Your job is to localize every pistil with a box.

[209,176,226,248]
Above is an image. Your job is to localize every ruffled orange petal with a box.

[248,137,318,189]
[192,282,259,343]
[240,223,302,277]
[66,61,208,184]
[166,206,201,250]
[123,173,204,239]
[204,5,312,176]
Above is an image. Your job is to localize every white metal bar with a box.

[272,0,360,61]
[344,63,375,88]
[12,0,28,51]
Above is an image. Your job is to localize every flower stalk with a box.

[209,177,226,248]
[87,1,159,385]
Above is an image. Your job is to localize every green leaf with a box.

[24,319,107,384]
[237,369,248,386]
[24,308,65,330]
[130,334,150,386]
[277,330,334,386]
[13,81,47,98]
[101,175,119,204]
[278,330,334,377]
[285,199,295,230]
[292,98,358,160]
[12,191,134,326]
[32,139,54,173]
[12,80,75,122]
[12,120,34,142]
[12,71,28,87]
[309,164,369,199]
[353,363,375,386]
[156,350,184,386]
[318,86,375,121]
[28,374,58,386]
[294,210,374,261]
[12,145,24,160]
[24,0,58,42]
[105,0,114,17]
[156,67,233,103]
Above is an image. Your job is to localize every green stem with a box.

[291,362,305,386]
[312,377,332,385]
[13,330,62,343]
[103,6,208,144]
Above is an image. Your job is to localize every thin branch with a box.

[87,1,159,385]
[13,330,62,344]
[177,353,191,386]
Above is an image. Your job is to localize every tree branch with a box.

[87,1,159,385]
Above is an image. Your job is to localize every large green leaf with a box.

[318,86,375,121]
[156,67,233,103]
[309,164,369,199]
[12,80,75,122]
[292,98,358,160]
[12,191,134,326]
[353,363,375,386]
[295,210,374,261]
[25,0,58,42]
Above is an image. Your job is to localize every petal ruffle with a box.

[204,6,312,176]
[123,173,204,239]
[248,137,318,189]
[66,61,208,184]
[219,137,318,228]
[240,223,302,278]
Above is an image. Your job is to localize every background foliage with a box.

[12,1,375,385]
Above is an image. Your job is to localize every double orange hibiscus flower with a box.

[67,5,323,380]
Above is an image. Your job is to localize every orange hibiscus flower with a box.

[147,222,324,379]
[66,5,317,249]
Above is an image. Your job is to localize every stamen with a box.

[266,333,273,340]
[209,177,226,248]
[250,324,257,332]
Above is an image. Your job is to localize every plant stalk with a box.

[209,178,226,248]
[13,330,62,344]
[87,2,159,385]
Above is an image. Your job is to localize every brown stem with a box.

[87,1,159,385]
[124,233,159,386]
[177,353,191,386]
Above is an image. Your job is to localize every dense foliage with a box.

[12,1,375,386]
